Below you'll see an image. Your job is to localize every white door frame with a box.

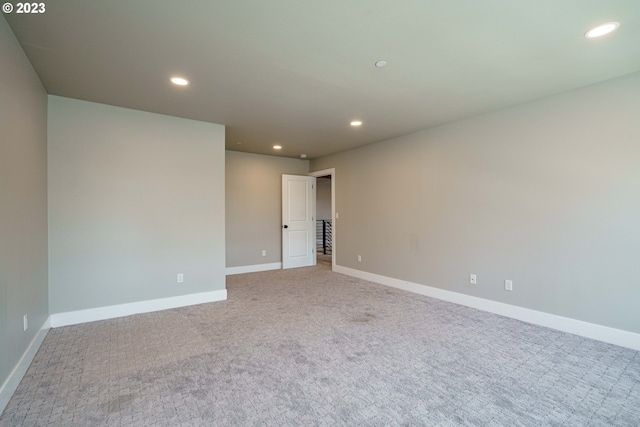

[309,168,335,270]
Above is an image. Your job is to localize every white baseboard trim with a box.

[0,317,51,415]
[334,265,640,351]
[50,289,227,328]
[226,262,282,275]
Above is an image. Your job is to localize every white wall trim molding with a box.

[0,317,51,415]
[334,265,640,351]
[226,262,282,275]
[50,289,227,328]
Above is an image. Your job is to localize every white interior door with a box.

[282,174,316,269]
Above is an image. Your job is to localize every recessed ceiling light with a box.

[375,60,387,68]
[350,121,362,127]
[585,22,620,38]
[273,145,282,150]
[300,154,308,159]
[236,141,242,145]
[170,76,189,86]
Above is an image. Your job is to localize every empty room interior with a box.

[1,1,639,425]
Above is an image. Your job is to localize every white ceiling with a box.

[6,1,640,159]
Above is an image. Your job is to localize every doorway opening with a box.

[309,168,335,270]
[316,175,332,266]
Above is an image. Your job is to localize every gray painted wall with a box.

[226,151,309,267]
[0,17,49,387]
[48,96,226,314]
[312,72,640,334]
[316,178,332,221]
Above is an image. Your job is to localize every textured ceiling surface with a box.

[6,1,640,159]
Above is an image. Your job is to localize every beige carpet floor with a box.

[1,263,639,426]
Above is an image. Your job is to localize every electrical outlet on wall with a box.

[262,250,266,257]
[23,314,28,331]
[470,274,477,285]
[177,273,184,283]
[505,280,513,291]
[357,255,362,262]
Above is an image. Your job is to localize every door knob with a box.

[283,225,288,228]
